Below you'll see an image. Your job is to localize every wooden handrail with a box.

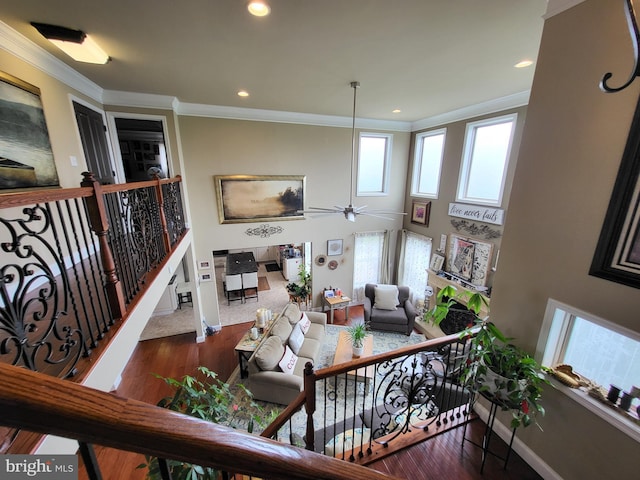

[0,364,400,480]
[260,391,306,440]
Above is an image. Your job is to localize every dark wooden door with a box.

[73,101,115,184]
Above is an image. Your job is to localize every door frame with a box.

[105,112,173,182]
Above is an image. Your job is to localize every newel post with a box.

[81,172,127,320]
[303,362,316,452]
[152,175,172,254]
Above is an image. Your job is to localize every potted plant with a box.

[286,264,312,303]
[347,322,368,357]
[426,285,548,429]
[138,366,278,479]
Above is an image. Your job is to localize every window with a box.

[397,231,432,305]
[352,231,389,301]
[457,113,516,206]
[411,129,446,198]
[538,299,640,439]
[357,133,392,196]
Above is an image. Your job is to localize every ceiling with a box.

[0,0,548,125]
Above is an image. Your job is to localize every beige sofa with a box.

[246,302,326,405]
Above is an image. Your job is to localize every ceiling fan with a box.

[300,81,407,222]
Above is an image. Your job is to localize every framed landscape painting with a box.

[214,175,305,224]
[0,71,59,190]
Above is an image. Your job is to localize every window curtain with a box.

[352,230,388,302]
[397,230,432,308]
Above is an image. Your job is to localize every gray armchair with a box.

[363,283,417,335]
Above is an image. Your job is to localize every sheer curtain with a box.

[397,230,432,307]
[352,231,389,302]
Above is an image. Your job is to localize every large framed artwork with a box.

[590,95,640,289]
[0,71,59,190]
[446,234,493,287]
[214,175,305,224]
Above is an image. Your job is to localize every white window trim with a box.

[357,132,392,197]
[411,128,446,199]
[536,298,640,443]
[456,113,517,207]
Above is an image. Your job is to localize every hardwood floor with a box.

[78,305,541,480]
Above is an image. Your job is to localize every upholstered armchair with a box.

[363,284,417,335]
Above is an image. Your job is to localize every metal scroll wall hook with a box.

[601,0,640,92]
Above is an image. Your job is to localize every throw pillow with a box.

[288,323,304,355]
[283,302,301,325]
[255,336,284,371]
[374,285,399,310]
[270,317,292,343]
[298,312,311,335]
[324,427,371,457]
[278,344,298,375]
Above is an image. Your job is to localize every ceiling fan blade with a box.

[299,207,341,213]
[359,212,398,221]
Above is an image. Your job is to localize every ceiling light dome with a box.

[247,1,271,17]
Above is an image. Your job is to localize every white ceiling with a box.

[0,0,550,126]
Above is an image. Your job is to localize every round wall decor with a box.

[328,260,338,270]
[315,254,327,267]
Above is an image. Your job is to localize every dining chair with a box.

[225,274,244,305]
[241,271,259,302]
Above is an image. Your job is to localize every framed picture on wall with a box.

[446,234,493,286]
[0,71,59,190]
[411,200,431,226]
[327,239,343,256]
[430,253,445,272]
[214,175,306,224]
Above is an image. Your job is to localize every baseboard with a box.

[473,403,562,480]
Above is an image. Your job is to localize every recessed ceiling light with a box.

[515,60,534,68]
[237,90,249,97]
[392,109,402,114]
[247,1,271,17]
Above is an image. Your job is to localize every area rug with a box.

[265,263,280,272]
[139,307,197,341]
[226,325,427,442]
[258,276,270,291]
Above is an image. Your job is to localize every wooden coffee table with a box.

[332,330,374,389]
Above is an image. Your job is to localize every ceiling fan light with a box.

[346,211,356,222]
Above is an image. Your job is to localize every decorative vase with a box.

[479,367,527,407]
[352,344,364,358]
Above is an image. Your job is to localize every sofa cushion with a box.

[270,317,292,343]
[371,307,409,324]
[374,285,399,310]
[297,337,321,361]
[255,336,284,371]
[288,323,304,354]
[282,302,301,325]
[278,344,298,374]
[298,312,311,334]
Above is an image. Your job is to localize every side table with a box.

[462,392,517,473]
[234,316,277,379]
[175,282,193,309]
[322,295,351,324]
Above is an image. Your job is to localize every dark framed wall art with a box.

[0,71,59,190]
[214,175,305,224]
[590,95,640,289]
[411,200,431,226]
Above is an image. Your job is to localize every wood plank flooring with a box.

[78,305,541,480]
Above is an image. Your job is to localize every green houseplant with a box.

[138,366,277,480]
[286,263,312,301]
[426,285,548,429]
[347,322,368,357]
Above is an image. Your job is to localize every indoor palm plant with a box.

[426,285,548,429]
[347,322,368,357]
[138,366,277,479]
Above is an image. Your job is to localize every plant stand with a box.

[462,393,517,473]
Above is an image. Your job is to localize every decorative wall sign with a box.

[245,224,284,237]
[198,260,211,270]
[0,71,59,190]
[215,175,305,224]
[450,219,502,239]
[446,234,493,287]
[590,93,640,288]
[448,203,504,225]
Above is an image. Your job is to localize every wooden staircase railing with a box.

[0,363,400,480]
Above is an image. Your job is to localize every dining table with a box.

[226,252,258,275]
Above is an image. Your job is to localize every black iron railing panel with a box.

[162,180,186,247]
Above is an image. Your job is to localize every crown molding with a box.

[544,0,586,19]
[102,90,178,110]
[0,20,104,102]
[410,91,530,131]
[175,102,412,131]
